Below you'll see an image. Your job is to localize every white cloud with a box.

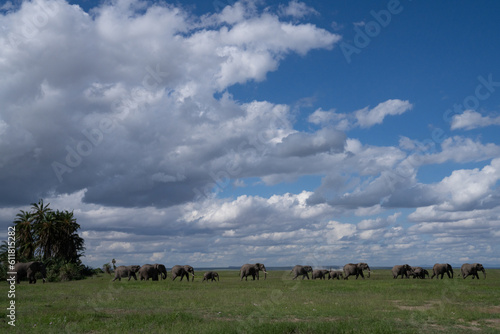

[355,99,413,128]
[279,0,319,18]
[325,220,357,242]
[308,100,413,130]
[451,110,500,130]
[308,108,351,131]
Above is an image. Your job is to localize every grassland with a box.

[1,269,499,333]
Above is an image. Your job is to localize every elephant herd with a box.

[291,263,371,280]
[112,264,197,282]
[391,263,486,280]
[11,261,486,284]
[111,263,268,282]
[290,262,487,281]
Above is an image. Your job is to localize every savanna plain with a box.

[2,269,500,333]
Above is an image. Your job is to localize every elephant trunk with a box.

[482,269,486,279]
[366,266,371,278]
[264,271,267,279]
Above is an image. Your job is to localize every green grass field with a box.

[2,269,499,333]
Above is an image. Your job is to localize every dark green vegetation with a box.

[2,269,499,333]
[1,200,91,282]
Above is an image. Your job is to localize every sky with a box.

[1,0,500,269]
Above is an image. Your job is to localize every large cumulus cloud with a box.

[0,0,340,207]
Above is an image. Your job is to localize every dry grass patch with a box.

[392,299,441,311]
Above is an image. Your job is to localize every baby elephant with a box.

[328,270,343,280]
[203,271,219,282]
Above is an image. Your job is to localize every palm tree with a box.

[12,200,85,264]
[103,263,112,274]
[54,210,85,262]
[33,211,59,260]
[0,240,9,265]
[13,210,35,260]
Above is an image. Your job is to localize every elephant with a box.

[203,271,220,282]
[328,270,343,280]
[312,269,329,280]
[290,265,313,280]
[14,261,47,284]
[154,263,167,280]
[240,263,267,281]
[113,265,141,281]
[410,266,429,279]
[392,264,414,279]
[431,263,454,279]
[343,262,371,280]
[138,264,159,281]
[461,263,486,279]
[171,265,195,281]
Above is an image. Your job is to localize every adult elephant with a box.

[154,263,167,280]
[171,265,195,281]
[113,265,141,281]
[343,263,371,280]
[411,266,429,279]
[14,261,47,284]
[240,263,267,281]
[290,265,313,280]
[392,264,414,279]
[312,269,329,280]
[203,271,219,282]
[461,263,486,279]
[431,263,454,279]
[139,264,159,281]
[328,270,343,280]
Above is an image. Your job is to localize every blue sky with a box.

[1,0,499,269]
